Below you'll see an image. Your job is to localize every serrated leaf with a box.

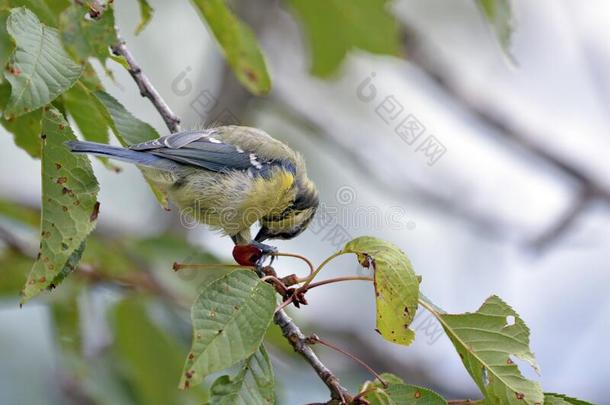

[475,0,514,59]
[59,3,118,64]
[190,0,271,95]
[134,0,153,35]
[342,236,419,346]
[93,90,169,209]
[21,107,99,302]
[209,344,275,405]
[287,0,401,77]
[438,295,543,405]
[362,373,447,405]
[64,81,109,144]
[3,7,82,118]
[180,269,276,389]
[544,393,595,405]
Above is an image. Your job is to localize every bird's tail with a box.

[66,140,174,170]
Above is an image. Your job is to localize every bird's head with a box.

[255,178,319,242]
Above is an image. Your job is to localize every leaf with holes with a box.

[190,0,271,95]
[180,270,276,389]
[475,0,514,59]
[135,0,153,35]
[209,344,275,404]
[361,373,447,405]
[544,393,594,405]
[438,295,543,405]
[59,3,118,64]
[342,236,419,346]
[287,0,401,77]
[3,7,82,118]
[93,90,169,209]
[21,107,99,303]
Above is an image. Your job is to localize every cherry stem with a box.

[353,386,380,403]
[299,251,348,290]
[302,276,373,291]
[309,335,387,388]
[271,252,315,276]
[275,295,295,313]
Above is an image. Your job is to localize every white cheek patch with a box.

[235,146,244,153]
[208,137,222,143]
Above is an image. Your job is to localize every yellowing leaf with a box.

[134,0,153,35]
[361,373,447,405]
[342,236,419,346]
[438,295,543,405]
[190,0,271,95]
[3,7,82,118]
[21,107,99,302]
[180,270,276,389]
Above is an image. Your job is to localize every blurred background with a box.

[1,0,609,403]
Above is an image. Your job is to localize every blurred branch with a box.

[401,28,608,250]
[110,36,182,133]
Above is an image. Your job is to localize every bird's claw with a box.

[249,241,278,266]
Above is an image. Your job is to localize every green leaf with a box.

[190,0,271,95]
[93,90,169,209]
[113,297,208,405]
[94,90,160,145]
[0,81,42,156]
[544,393,595,405]
[0,10,14,82]
[134,0,153,35]
[362,373,447,405]
[209,344,275,405]
[475,0,514,58]
[21,107,99,303]
[437,295,543,405]
[180,269,276,389]
[287,0,401,77]
[59,3,118,64]
[5,0,64,27]
[63,81,111,162]
[3,7,82,118]
[342,236,419,346]
[0,250,30,296]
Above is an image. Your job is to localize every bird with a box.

[67,126,319,255]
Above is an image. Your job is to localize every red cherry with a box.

[232,244,263,266]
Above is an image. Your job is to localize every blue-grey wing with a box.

[128,129,293,175]
[129,129,218,150]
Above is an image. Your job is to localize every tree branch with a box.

[256,263,352,403]
[110,36,182,133]
[274,309,353,403]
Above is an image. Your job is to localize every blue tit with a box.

[67,126,319,248]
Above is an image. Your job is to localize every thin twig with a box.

[255,262,352,403]
[303,276,373,291]
[110,35,182,133]
[309,335,387,388]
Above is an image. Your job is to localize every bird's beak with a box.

[254,226,271,242]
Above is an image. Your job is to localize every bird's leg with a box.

[231,234,278,266]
